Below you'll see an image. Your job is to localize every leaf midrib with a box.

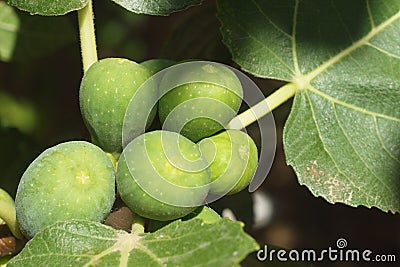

[307,85,400,122]
[303,89,397,206]
[297,9,400,86]
[291,7,400,121]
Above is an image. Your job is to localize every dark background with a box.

[1,1,399,266]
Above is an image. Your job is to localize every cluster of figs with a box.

[14,58,258,238]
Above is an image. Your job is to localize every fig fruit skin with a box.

[116,130,210,221]
[15,141,115,238]
[79,58,156,153]
[198,130,258,195]
[158,62,243,142]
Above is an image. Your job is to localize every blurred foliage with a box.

[0,2,19,62]
[161,2,230,62]
[95,1,148,61]
[2,7,75,63]
[0,91,40,134]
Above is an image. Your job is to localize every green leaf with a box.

[111,0,202,15]
[0,2,19,62]
[218,0,400,212]
[8,219,259,266]
[7,0,88,16]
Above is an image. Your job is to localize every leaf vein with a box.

[134,243,165,266]
[250,0,292,39]
[366,0,376,28]
[304,9,400,83]
[291,137,319,163]
[374,117,400,164]
[292,0,301,75]
[237,32,294,76]
[330,0,355,43]
[333,103,395,199]
[308,85,400,122]
[366,42,400,59]
[305,91,365,197]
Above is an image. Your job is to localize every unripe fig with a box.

[116,130,210,221]
[15,141,115,238]
[79,58,156,153]
[198,130,258,195]
[158,62,243,142]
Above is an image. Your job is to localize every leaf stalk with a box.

[78,0,98,73]
[227,83,297,129]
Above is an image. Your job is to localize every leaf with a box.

[218,0,400,212]
[7,0,88,16]
[8,219,259,266]
[111,0,202,15]
[0,2,19,62]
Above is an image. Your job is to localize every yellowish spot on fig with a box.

[76,171,90,184]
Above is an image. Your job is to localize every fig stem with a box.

[78,0,98,73]
[226,83,297,129]
[106,152,118,170]
[131,216,145,234]
[0,189,24,239]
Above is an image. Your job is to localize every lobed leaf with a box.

[7,0,88,16]
[111,0,202,15]
[218,0,400,212]
[8,219,259,266]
